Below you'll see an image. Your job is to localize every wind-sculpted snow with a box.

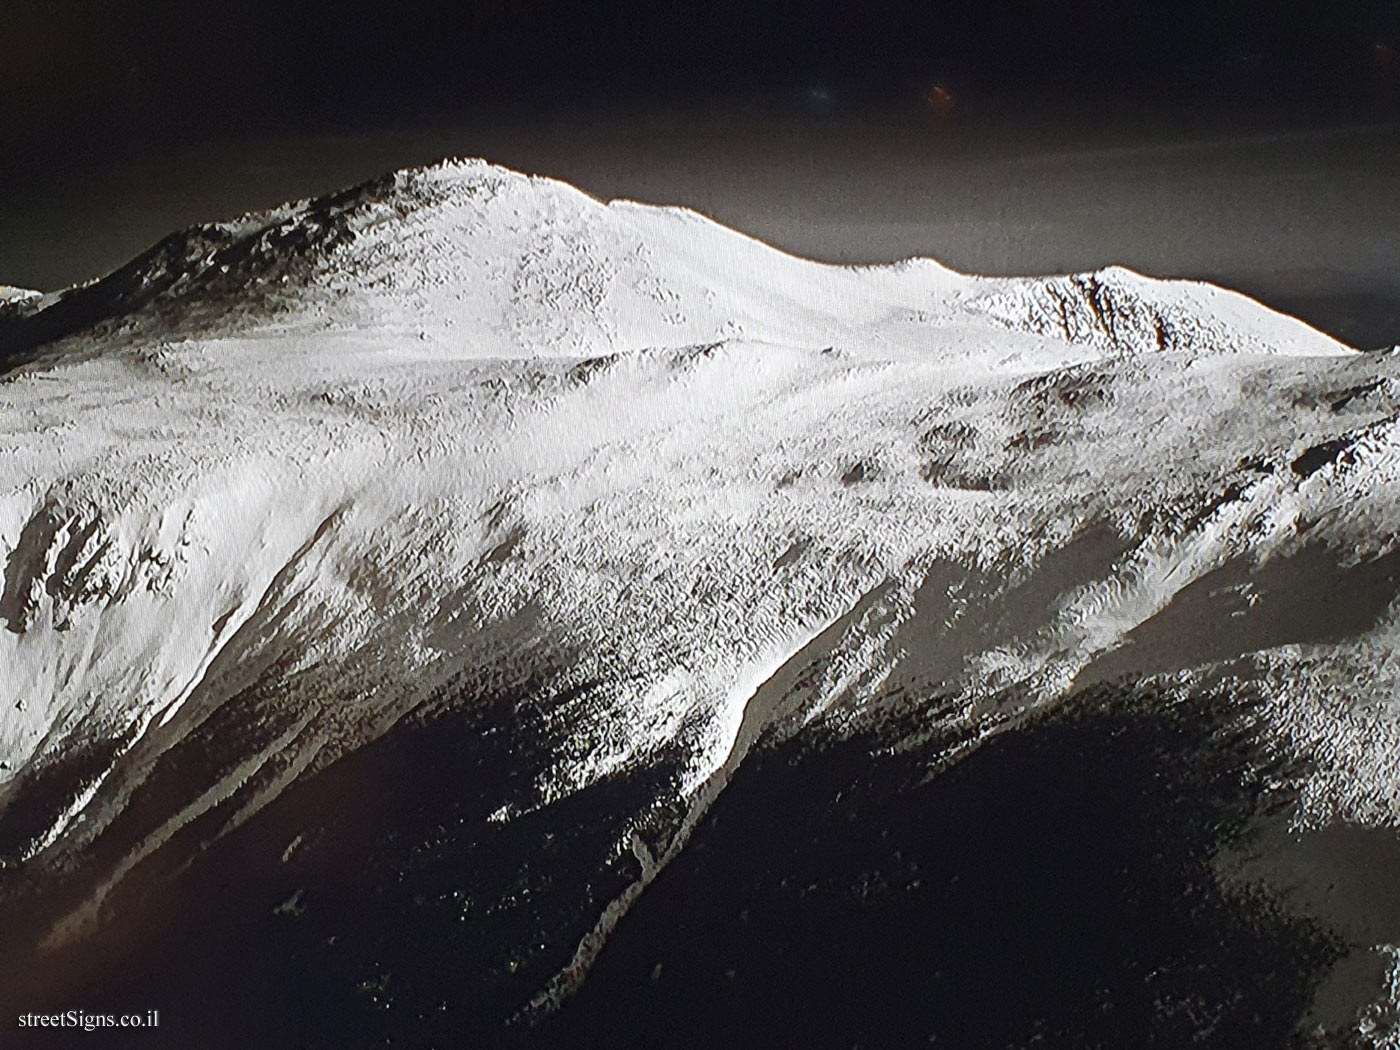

[0,159,1396,1048]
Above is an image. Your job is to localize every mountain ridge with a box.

[0,158,1351,370]
[1,157,1397,1048]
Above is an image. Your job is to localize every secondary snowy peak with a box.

[950,266,1344,359]
[0,158,1350,365]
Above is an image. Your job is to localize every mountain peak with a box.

[0,159,1350,370]
[2,155,1394,1048]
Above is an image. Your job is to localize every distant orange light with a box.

[924,82,957,129]
[1370,42,1396,100]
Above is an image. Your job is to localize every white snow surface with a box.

[1,158,1398,1038]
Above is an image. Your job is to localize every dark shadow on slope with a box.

[0,173,390,371]
[0,693,683,1050]
[2,679,1344,1049]
[1076,544,1400,688]
[934,521,1133,669]
[1291,439,1355,479]
[541,684,1339,1050]
[874,524,1134,701]
[0,506,60,633]
[0,733,132,864]
[0,224,245,368]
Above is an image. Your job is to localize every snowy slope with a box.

[1,159,1397,1047]
[2,158,1346,366]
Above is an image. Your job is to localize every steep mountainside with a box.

[1,159,1397,1049]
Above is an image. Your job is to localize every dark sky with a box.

[4,0,1397,168]
[3,1,1399,347]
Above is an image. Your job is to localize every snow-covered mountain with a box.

[0,158,1342,365]
[2,158,1398,1048]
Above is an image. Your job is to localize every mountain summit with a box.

[2,158,1347,367]
[1,160,1396,1049]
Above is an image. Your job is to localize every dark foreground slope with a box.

[3,678,1346,1050]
